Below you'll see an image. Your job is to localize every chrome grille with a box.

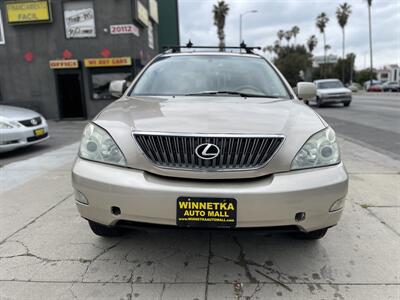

[134,133,284,171]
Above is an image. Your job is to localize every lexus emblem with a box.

[195,143,220,160]
[30,118,38,126]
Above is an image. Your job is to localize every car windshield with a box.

[317,81,344,89]
[130,55,291,98]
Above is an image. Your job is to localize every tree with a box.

[316,12,329,77]
[212,1,230,51]
[365,0,374,85]
[277,30,285,44]
[307,35,318,54]
[291,26,300,44]
[284,31,293,46]
[336,2,352,82]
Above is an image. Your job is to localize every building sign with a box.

[313,55,338,66]
[63,1,96,39]
[84,57,132,68]
[0,10,5,44]
[136,1,149,27]
[149,0,158,23]
[5,0,52,24]
[49,59,79,69]
[148,22,154,49]
[110,24,139,37]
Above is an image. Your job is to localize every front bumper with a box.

[72,158,348,232]
[0,123,49,153]
[320,95,352,104]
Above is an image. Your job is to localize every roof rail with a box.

[162,40,261,54]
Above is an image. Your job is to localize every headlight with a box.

[0,121,14,129]
[79,123,126,166]
[291,127,340,170]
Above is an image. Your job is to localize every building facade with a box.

[0,0,178,119]
[377,64,400,83]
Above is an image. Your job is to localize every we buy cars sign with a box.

[110,24,139,37]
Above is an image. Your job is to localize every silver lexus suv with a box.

[72,47,348,240]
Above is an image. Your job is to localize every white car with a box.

[311,79,352,107]
[0,105,49,153]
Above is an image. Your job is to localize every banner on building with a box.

[63,1,96,39]
[149,0,158,24]
[84,57,132,68]
[5,0,52,25]
[136,1,149,27]
[110,24,139,37]
[0,10,5,44]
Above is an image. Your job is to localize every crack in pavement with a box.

[0,193,73,245]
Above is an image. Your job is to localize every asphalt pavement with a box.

[313,93,400,160]
[0,94,399,299]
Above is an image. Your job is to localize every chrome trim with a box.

[131,131,286,172]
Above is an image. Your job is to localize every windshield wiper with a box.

[185,91,279,98]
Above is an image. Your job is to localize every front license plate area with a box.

[34,128,46,136]
[177,197,237,228]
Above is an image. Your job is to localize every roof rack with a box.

[163,41,261,54]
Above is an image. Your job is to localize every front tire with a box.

[88,220,126,237]
[316,97,322,108]
[292,228,328,240]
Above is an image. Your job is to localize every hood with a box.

[94,96,327,179]
[96,96,324,134]
[0,105,40,120]
[317,87,351,94]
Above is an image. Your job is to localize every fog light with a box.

[329,198,345,212]
[75,190,89,205]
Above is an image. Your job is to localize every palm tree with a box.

[365,0,373,85]
[316,12,329,77]
[277,30,285,45]
[291,26,300,44]
[307,35,318,54]
[336,3,352,82]
[284,30,292,46]
[212,1,230,51]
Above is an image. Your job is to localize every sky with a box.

[178,0,400,70]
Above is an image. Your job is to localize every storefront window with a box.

[90,70,133,100]
[63,1,96,39]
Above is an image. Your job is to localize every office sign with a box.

[149,0,158,23]
[49,59,79,69]
[136,1,149,27]
[5,0,52,24]
[84,57,132,68]
[110,24,139,37]
[63,1,96,39]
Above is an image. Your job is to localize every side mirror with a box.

[109,80,127,98]
[296,82,316,101]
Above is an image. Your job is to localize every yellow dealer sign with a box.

[84,57,132,68]
[6,0,52,24]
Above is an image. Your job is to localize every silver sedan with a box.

[0,105,49,153]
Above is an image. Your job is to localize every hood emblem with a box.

[30,118,38,125]
[195,143,220,160]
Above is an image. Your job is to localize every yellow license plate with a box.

[34,128,46,136]
[177,197,237,228]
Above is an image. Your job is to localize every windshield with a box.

[130,55,291,98]
[317,81,344,89]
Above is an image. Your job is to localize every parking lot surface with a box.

[0,95,399,299]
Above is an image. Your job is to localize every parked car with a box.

[72,47,348,240]
[381,81,400,92]
[347,82,361,93]
[0,105,49,153]
[363,80,381,91]
[367,84,382,92]
[311,79,352,107]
